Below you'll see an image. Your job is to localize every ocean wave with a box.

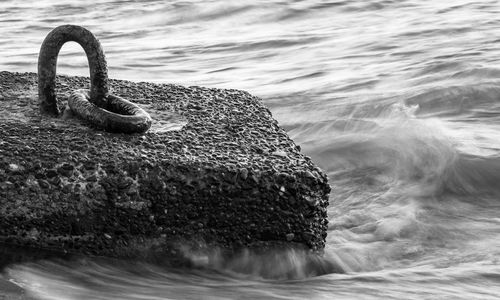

[292,101,500,273]
[405,84,500,118]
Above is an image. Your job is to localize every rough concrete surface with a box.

[0,71,330,261]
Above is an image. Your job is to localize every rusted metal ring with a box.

[69,89,152,133]
[37,24,152,133]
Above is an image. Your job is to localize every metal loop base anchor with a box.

[69,89,152,133]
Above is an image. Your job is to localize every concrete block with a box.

[0,71,330,260]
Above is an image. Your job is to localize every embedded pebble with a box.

[272,150,287,157]
[8,163,20,172]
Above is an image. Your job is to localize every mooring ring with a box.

[69,89,152,133]
[38,24,152,133]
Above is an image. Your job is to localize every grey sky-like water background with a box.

[2,0,500,299]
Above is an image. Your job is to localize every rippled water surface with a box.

[2,0,500,299]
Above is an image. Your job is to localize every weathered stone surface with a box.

[0,71,330,260]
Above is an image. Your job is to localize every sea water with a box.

[1,0,500,299]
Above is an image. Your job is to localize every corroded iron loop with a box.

[38,24,109,115]
[38,25,152,133]
[69,89,152,133]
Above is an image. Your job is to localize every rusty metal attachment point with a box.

[37,24,152,133]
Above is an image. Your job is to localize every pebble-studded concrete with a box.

[0,71,330,261]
